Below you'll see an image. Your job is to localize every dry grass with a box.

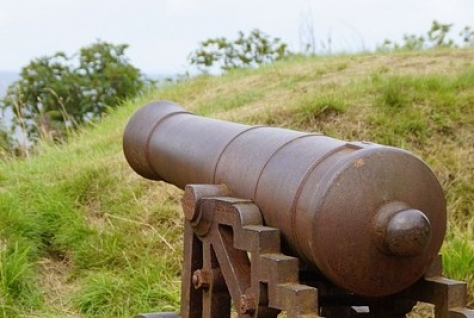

[36,258,80,317]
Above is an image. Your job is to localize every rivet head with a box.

[239,293,256,314]
[192,269,210,290]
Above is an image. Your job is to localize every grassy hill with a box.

[0,49,473,317]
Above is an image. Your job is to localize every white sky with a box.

[0,0,473,75]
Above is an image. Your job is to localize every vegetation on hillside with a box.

[0,48,473,316]
[188,29,291,73]
[379,20,474,51]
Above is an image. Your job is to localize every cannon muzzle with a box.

[123,100,446,297]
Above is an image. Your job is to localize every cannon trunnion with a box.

[123,100,473,317]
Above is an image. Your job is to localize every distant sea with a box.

[0,70,19,98]
[0,71,19,126]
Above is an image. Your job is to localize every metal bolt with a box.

[239,293,256,314]
[192,269,210,290]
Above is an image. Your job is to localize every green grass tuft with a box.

[295,94,347,123]
[195,90,264,116]
[0,241,41,317]
[442,223,474,299]
[73,264,179,317]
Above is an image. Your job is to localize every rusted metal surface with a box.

[123,100,447,298]
[372,202,432,257]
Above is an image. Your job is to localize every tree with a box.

[188,29,291,73]
[427,20,454,48]
[459,26,474,46]
[1,40,149,142]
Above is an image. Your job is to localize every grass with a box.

[0,48,473,316]
[443,222,474,298]
[0,241,41,317]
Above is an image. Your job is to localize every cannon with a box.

[123,100,473,317]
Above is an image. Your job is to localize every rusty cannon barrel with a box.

[123,100,446,298]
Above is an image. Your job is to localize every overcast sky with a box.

[1,0,473,75]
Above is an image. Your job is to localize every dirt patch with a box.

[37,257,81,317]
